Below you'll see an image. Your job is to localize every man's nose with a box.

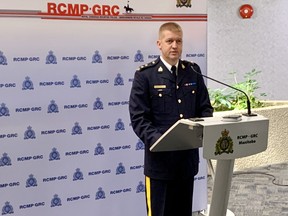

[172,41,178,47]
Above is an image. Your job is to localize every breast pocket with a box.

[151,88,173,114]
[182,86,197,111]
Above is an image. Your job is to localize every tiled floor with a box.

[196,162,288,216]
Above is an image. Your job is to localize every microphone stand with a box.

[191,65,257,117]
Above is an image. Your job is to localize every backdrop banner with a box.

[0,1,208,215]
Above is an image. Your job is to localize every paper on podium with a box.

[150,118,204,152]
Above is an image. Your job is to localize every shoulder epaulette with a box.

[181,59,195,65]
[181,59,199,68]
[137,58,160,72]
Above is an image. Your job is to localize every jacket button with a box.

[192,90,195,94]
[178,99,182,103]
[180,114,183,118]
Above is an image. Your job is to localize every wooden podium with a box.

[150,114,269,216]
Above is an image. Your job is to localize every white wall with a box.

[207,0,288,100]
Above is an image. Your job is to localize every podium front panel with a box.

[200,115,269,160]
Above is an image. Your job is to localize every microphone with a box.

[190,63,257,117]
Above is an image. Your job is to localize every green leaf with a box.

[208,69,266,111]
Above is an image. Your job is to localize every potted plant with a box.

[208,69,288,171]
[208,69,266,112]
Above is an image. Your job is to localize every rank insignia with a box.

[215,129,234,155]
[137,60,157,71]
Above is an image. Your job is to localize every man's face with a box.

[157,29,183,65]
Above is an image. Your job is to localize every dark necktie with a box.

[171,65,177,79]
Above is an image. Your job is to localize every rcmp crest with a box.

[136,181,145,193]
[24,126,36,139]
[51,194,62,207]
[94,143,105,155]
[0,153,12,166]
[176,0,192,7]
[215,129,234,155]
[115,118,125,131]
[134,50,144,62]
[70,75,81,88]
[72,122,82,135]
[95,187,106,200]
[92,50,103,63]
[0,51,8,65]
[49,148,60,161]
[48,100,59,113]
[73,168,84,181]
[0,103,10,117]
[114,73,124,86]
[93,97,104,110]
[135,139,145,150]
[116,162,126,175]
[22,76,34,90]
[46,51,57,64]
[26,174,38,187]
[2,202,14,215]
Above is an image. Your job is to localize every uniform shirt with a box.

[160,56,179,75]
[129,57,213,180]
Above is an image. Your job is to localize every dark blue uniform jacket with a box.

[129,57,213,180]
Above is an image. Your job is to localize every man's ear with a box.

[157,40,161,50]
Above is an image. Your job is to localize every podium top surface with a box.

[193,114,268,126]
[150,119,204,152]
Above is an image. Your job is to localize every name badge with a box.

[154,85,166,89]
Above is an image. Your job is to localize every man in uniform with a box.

[129,22,213,216]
